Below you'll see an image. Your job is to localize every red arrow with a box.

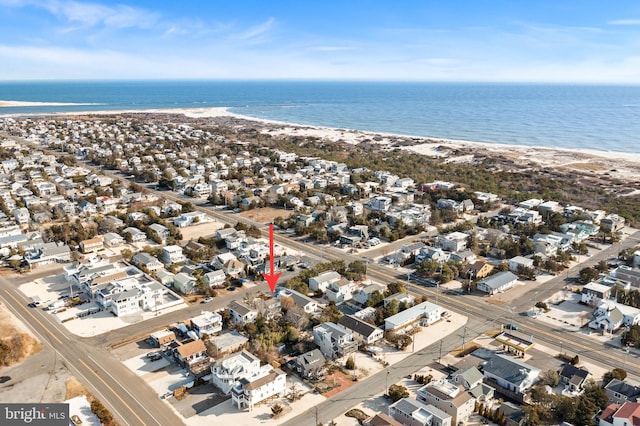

[262,223,281,293]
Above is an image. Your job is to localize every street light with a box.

[385,371,390,397]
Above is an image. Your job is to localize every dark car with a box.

[504,323,518,330]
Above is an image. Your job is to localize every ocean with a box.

[1,81,639,153]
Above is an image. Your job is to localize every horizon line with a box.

[1,78,640,86]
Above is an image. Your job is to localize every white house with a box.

[508,256,534,273]
[309,271,342,293]
[231,368,287,411]
[204,270,226,288]
[190,311,223,338]
[161,245,186,264]
[211,350,262,394]
[326,278,356,304]
[227,300,258,324]
[385,301,442,332]
[337,315,383,345]
[313,322,358,360]
[482,354,540,400]
[477,271,518,295]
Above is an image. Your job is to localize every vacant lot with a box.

[238,207,292,224]
[179,221,225,241]
[0,302,42,367]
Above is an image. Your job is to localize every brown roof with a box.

[177,339,206,358]
[91,271,128,285]
[614,402,640,425]
[244,368,285,391]
[368,413,402,426]
[425,383,473,407]
[81,236,104,245]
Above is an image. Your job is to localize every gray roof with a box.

[133,252,159,265]
[227,300,254,316]
[478,271,518,290]
[297,349,325,368]
[452,366,484,387]
[605,379,640,398]
[112,289,139,302]
[282,289,317,308]
[338,315,381,339]
[483,353,540,387]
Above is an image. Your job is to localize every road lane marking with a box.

[3,291,64,345]
[78,358,151,426]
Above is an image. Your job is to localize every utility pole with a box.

[462,327,467,352]
[438,340,443,363]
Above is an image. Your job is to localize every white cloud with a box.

[1,0,159,29]
[607,19,640,25]
[233,17,275,41]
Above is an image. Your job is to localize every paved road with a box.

[8,138,640,425]
[0,278,185,426]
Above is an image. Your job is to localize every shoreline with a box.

[2,105,640,174]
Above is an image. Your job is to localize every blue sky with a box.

[1,0,639,82]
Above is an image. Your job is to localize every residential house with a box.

[589,301,640,332]
[77,200,97,216]
[353,283,385,306]
[13,208,30,226]
[477,271,519,295]
[227,300,258,325]
[209,332,249,359]
[161,245,186,264]
[384,292,414,308]
[96,196,118,213]
[231,368,287,411]
[149,223,170,242]
[601,214,626,232]
[295,349,326,380]
[416,380,474,425]
[132,252,164,272]
[103,232,125,247]
[389,397,452,426]
[508,256,534,273]
[155,270,175,286]
[599,401,640,426]
[460,261,494,281]
[559,364,590,394]
[204,270,226,288]
[190,311,223,338]
[122,227,147,242]
[279,289,319,314]
[437,232,468,252]
[450,367,495,403]
[385,301,442,332]
[582,282,612,306]
[173,272,197,295]
[482,354,540,402]
[211,350,262,394]
[605,379,640,405]
[337,315,384,345]
[309,271,342,292]
[326,278,356,304]
[175,339,208,367]
[174,211,207,227]
[366,413,403,426]
[79,236,104,254]
[313,322,358,360]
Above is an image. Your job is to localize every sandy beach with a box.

[2,105,640,182]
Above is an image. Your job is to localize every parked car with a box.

[201,297,213,303]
